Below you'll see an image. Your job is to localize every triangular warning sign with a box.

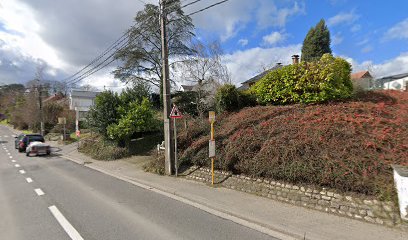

[170,105,183,119]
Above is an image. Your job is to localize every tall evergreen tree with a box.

[301,19,332,62]
[114,1,194,88]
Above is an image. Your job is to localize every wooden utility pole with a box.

[37,80,45,136]
[160,0,175,175]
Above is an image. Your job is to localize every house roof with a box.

[43,93,64,103]
[241,64,284,85]
[70,89,100,98]
[351,71,372,80]
[377,72,408,82]
[237,85,249,91]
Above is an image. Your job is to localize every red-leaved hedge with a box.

[178,91,408,200]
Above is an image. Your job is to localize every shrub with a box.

[87,91,121,138]
[253,54,353,104]
[179,91,408,200]
[215,84,241,113]
[172,91,199,116]
[107,98,160,146]
[79,137,130,160]
[238,90,257,108]
[144,152,165,175]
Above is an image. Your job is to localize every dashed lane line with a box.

[48,205,84,240]
[14,164,20,168]
[19,170,26,174]
[26,178,33,183]
[34,188,45,196]
[11,160,16,163]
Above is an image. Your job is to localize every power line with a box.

[63,0,213,86]
[61,30,130,83]
[186,0,229,17]
[64,36,129,85]
[181,0,205,9]
[63,0,189,84]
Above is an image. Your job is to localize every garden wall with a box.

[184,166,406,228]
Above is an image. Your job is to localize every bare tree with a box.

[175,40,231,116]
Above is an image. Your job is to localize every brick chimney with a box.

[291,55,300,64]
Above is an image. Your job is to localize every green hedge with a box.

[252,54,353,104]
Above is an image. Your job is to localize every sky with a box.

[0,0,408,90]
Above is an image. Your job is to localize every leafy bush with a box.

[238,90,257,108]
[79,137,130,160]
[253,54,353,104]
[87,91,121,138]
[172,91,199,116]
[179,91,408,200]
[107,98,160,146]
[215,84,241,113]
[144,152,165,175]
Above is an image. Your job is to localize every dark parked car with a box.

[14,134,25,149]
[18,134,45,152]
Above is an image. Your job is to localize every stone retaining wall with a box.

[185,166,404,227]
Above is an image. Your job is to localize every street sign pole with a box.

[174,118,178,177]
[170,104,183,177]
[209,111,216,185]
[211,122,214,185]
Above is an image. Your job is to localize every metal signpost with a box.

[170,105,183,177]
[209,111,216,185]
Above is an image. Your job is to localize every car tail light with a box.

[19,141,24,148]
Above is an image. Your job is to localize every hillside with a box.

[178,91,408,200]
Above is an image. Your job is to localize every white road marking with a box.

[14,164,20,168]
[4,135,8,137]
[9,156,13,159]
[7,152,11,155]
[34,188,45,196]
[11,160,16,163]
[26,178,33,183]
[19,170,25,174]
[48,205,84,240]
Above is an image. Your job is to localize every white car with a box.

[26,141,51,156]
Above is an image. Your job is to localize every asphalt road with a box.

[0,126,276,240]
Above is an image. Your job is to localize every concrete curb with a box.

[60,155,302,240]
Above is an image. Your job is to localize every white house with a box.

[375,73,408,91]
[69,89,100,120]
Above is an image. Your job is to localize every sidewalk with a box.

[56,143,408,239]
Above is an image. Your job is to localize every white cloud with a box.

[222,44,302,85]
[0,1,64,69]
[357,38,369,46]
[384,18,408,40]
[0,0,147,85]
[191,0,305,41]
[256,1,305,29]
[332,33,343,45]
[345,52,408,78]
[350,24,361,32]
[262,32,287,46]
[238,39,249,47]
[361,45,373,53]
[328,10,359,26]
